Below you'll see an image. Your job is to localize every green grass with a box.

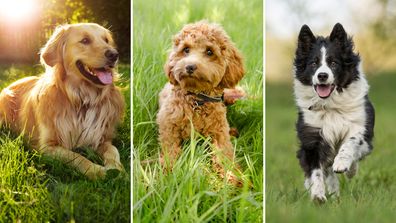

[0,64,131,222]
[133,0,263,222]
[266,72,396,222]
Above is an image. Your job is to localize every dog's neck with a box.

[52,65,113,108]
[174,86,225,106]
[175,85,224,97]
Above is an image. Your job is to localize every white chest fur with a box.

[294,76,369,148]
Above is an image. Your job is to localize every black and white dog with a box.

[293,23,375,202]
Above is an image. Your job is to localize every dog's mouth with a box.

[76,60,114,85]
[314,84,335,99]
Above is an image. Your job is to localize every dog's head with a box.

[40,23,118,86]
[164,21,244,92]
[294,23,360,99]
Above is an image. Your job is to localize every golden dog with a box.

[0,23,125,180]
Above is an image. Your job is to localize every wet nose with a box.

[185,64,197,74]
[318,72,328,82]
[105,49,119,63]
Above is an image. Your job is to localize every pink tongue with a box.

[316,85,332,97]
[94,70,113,85]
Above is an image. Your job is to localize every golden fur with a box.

[0,23,125,180]
[156,21,245,184]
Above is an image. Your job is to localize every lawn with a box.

[133,0,263,222]
[266,72,396,222]
[0,64,131,222]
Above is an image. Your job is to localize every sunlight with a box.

[0,0,39,22]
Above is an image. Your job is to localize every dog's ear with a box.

[298,24,315,53]
[164,51,178,85]
[219,45,245,88]
[164,35,182,85]
[330,23,347,43]
[40,25,69,67]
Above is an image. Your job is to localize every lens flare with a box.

[0,0,39,22]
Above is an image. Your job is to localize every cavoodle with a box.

[0,23,125,180]
[156,21,245,185]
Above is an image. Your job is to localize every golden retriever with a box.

[0,23,125,180]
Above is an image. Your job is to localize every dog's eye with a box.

[330,61,337,68]
[80,38,91,45]
[310,62,317,68]
[104,38,109,43]
[183,47,190,54]
[206,49,213,56]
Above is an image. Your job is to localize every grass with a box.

[266,72,396,222]
[133,0,263,222]
[0,64,131,222]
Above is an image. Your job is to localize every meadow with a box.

[133,0,263,222]
[266,72,396,222]
[0,65,131,222]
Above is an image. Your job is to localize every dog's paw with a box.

[312,193,327,204]
[310,182,326,203]
[105,161,125,172]
[333,155,353,173]
[85,164,106,180]
[225,171,243,187]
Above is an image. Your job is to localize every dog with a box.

[156,21,245,185]
[0,23,125,180]
[293,23,375,202]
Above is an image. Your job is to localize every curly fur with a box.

[157,21,245,184]
[0,23,125,180]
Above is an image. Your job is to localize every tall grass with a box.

[0,65,130,222]
[266,72,396,222]
[133,0,263,222]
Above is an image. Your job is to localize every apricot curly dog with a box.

[156,21,245,185]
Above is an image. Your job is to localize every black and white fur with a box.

[293,23,375,202]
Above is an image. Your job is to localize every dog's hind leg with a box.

[345,162,358,178]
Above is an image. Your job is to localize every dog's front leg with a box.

[39,145,105,180]
[333,134,371,174]
[159,132,182,171]
[211,135,242,186]
[97,141,124,172]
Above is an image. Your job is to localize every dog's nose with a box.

[105,49,119,63]
[318,73,328,82]
[185,64,197,74]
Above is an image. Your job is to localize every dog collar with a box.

[187,91,224,106]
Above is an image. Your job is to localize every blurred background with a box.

[0,0,130,65]
[266,0,396,82]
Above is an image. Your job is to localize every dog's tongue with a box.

[94,69,113,85]
[316,85,332,98]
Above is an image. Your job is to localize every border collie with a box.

[293,23,375,202]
